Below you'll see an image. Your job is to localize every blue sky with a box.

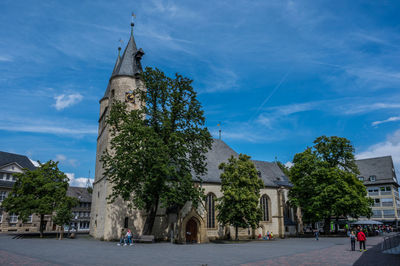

[1,0,400,186]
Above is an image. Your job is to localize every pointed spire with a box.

[111,19,144,79]
[111,46,122,76]
[102,47,122,100]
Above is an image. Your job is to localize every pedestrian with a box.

[126,229,133,246]
[356,229,367,252]
[117,229,126,246]
[350,231,356,251]
[314,229,319,241]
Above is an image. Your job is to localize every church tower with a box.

[91,21,145,240]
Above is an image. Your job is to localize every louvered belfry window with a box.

[260,195,269,221]
[206,193,216,228]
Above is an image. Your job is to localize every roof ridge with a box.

[356,155,392,161]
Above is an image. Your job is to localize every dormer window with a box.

[369,175,376,182]
[358,176,364,181]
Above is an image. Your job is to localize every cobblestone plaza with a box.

[0,234,399,265]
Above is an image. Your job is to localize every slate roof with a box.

[0,151,36,171]
[111,25,144,79]
[197,139,292,188]
[252,160,292,187]
[196,139,238,183]
[101,25,144,102]
[355,156,399,187]
[67,186,92,202]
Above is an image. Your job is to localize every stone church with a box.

[90,22,300,243]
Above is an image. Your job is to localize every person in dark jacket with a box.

[357,230,367,251]
[350,231,356,251]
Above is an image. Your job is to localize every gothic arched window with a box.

[260,195,270,221]
[206,193,216,228]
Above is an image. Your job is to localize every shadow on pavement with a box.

[353,241,400,266]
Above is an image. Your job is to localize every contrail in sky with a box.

[251,70,290,121]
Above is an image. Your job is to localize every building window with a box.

[6,174,11,180]
[372,210,382,218]
[369,175,376,182]
[0,191,6,202]
[9,213,18,223]
[0,210,2,223]
[27,215,33,223]
[383,210,395,218]
[358,176,364,181]
[206,193,216,228]
[381,198,393,207]
[260,195,270,221]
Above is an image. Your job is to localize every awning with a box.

[351,220,383,225]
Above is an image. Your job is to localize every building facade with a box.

[0,151,54,233]
[67,186,92,232]
[90,22,300,243]
[0,151,93,233]
[356,156,400,227]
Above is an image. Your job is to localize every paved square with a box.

[0,234,398,265]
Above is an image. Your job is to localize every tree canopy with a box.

[217,154,264,240]
[101,67,212,235]
[2,160,75,237]
[53,196,78,239]
[288,136,372,233]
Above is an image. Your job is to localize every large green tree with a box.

[288,136,373,234]
[101,67,212,235]
[2,160,75,238]
[217,154,264,240]
[53,197,78,240]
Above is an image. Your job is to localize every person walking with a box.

[357,229,367,252]
[350,231,356,251]
[117,229,126,246]
[314,229,319,241]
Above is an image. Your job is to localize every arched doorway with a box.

[185,217,198,243]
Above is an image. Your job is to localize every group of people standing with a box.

[117,229,133,246]
[257,231,274,240]
[350,227,367,252]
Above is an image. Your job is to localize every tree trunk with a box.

[235,226,238,241]
[142,200,159,235]
[59,226,64,240]
[323,217,331,235]
[39,214,44,238]
[335,217,339,234]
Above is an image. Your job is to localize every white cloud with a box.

[372,116,400,126]
[0,124,96,135]
[66,173,92,188]
[285,161,294,168]
[256,114,272,128]
[55,154,79,167]
[29,158,40,167]
[356,129,400,170]
[55,154,67,161]
[54,93,83,110]
[0,55,13,62]
[0,115,97,136]
[342,103,400,115]
[201,67,239,93]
